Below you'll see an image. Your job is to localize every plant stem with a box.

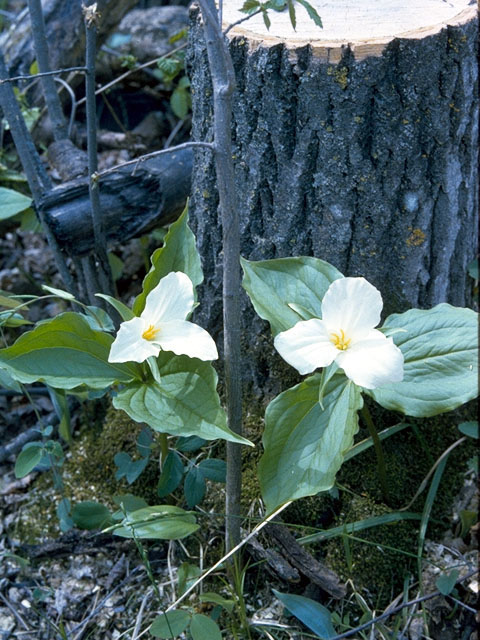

[197,0,243,551]
[83,3,114,298]
[361,404,390,505]
[159,433,169,466]
[26,0,68,141]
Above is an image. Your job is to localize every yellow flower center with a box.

[330,328,351,351]
[142,324,161,341]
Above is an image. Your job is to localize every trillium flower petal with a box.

[156,320,218,361]
[335,329,404,389]
[143,272,194,325]
[322,277,383,339]
[274,318,338,375]
[108,317,160,363]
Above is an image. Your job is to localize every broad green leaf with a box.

[113,505,199,539]
[259,374,362,512]
[190,614,222,640]
[184,466,205,507]
[458,421,478,439]
[177,562,202,596]
[0,312,141,389]
[198,458,226,482]
[83,306,115,332]
[0,187,32,220]
[436,570,459,596]
[241,256,343,335]
[170,87,190,119]
[150,610,191,638]
[113,494,148,517]
[133,207,203,315]
[113,352,252,446]
[176,435,207,452]
[157,450,184,497]
[15,443,43,478]
[71,501,112,530]
[272,590,335,639]
[370,304,478,417]
[0,311,32,327]
[95,294,135,321]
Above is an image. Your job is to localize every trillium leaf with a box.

[113,505,199,540]
[0,313,141,389]
[113,352,253,446]
[258,374,362,513]
[0,186,32,220]
[241,256,343,335]
[369,304,478,417]
[150,610,191,638]
[133,206,203,315]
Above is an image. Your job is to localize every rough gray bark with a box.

[187,9,478,399]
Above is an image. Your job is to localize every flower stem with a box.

[158,433,169,466]
[360,405,391,505]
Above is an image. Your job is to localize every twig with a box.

[223,8,263,35]
[27,0,68,141]
[0,592,31,630]
[83,2,114,297]
[54,76,78,139]
[0,50,77,295]
[75,44,187,108]
[197,0,244,552]
[96,141,214,178]
[0,66,87,84]
[328,569,479,640]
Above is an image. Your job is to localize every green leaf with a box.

[150,610,191,638]
[370,304,478,417]
[176,435,207,452]
[83,306,115,332]
[48,387,72,444]
[436,569,459,596]
[133,207,203,315]
[113,351,252,446]
[113,494,148,517]
[0,367,22,392]
[0,312,141,389]
[199,593,235,614]
[170,87,190,119]
[198,458,226,482]
[287,0,296,30]
[114,452,148,484]
[259,374,362,513]
[298,511,423,544]
[136,426,153,457]
[157,450,184,498]
[71,501,112,530]
[240,0,260,14]
[458,421,479,439]
[14,443,43,478]
[295,0,323,27]
[467,258,479,280]
[184,466,206,507]
[177,562,202,596]
[113,505,199,539]
[241,256,343,335]
[41,285,75,301]
[0,187,32,220]
[272,590,335,638]
[0,310,32,327]
[95,294,135,321]
[190,614,222,640]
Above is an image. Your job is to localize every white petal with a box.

[321,277,383,340]
[155,320,218,361]
[274,319,338,375]
[109,317,160,363]
[142,272,194,325]
[335,329,404,389]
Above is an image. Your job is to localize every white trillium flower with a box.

[108,271,218,364]
[274,277,404,390]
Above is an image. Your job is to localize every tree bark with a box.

[187,1,478,399]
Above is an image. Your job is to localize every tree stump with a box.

[187,1,478,398]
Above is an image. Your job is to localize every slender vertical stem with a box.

[83,4,114,297]
[159,433,169,466]
[361,405,391,505]
[26,0,68,141]
[0,51,77,295]
[197,0,243,550]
